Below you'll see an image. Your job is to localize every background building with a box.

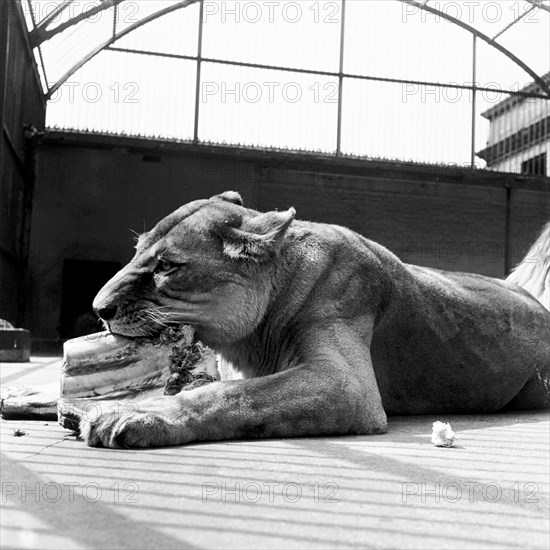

[478,72,550,176]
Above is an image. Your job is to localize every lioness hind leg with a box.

[502,370,550,411]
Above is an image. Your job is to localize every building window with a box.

[521,153,547,176]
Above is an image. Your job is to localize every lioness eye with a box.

[156,259,176,273]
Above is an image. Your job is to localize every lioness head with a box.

[92,192,295,346]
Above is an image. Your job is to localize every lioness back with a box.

[369,261,550,414]
[280,219,549,414]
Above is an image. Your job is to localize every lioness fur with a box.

[83,192,550,448]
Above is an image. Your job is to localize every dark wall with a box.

[0,0,46,326]
[31,131,550,350]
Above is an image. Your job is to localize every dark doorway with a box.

[59,259,121,339]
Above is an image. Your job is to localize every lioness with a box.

[84,191,550,448]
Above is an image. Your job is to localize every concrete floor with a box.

[1,357,549,550]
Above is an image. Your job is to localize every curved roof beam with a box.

[44,0,549,100]
[30,0,125,47]
[398,0,550,98]
[45,0,200,99]
[525,0,550,14]
[31,0,76,33]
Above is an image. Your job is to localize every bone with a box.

[58,327,218,431]
[0,383,59,421]
[1,326,218,431]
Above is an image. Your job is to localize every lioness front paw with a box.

[80,409,175,448]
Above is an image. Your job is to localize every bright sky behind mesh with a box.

[20,0,550,165]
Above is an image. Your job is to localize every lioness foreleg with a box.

[81,347,387,448]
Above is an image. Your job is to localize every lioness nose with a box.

[94,305,118,321]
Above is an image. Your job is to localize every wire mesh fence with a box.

[18,0,550,174]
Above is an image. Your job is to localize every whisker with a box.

[142,309,171,328]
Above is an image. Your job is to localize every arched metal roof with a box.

[16,0,550,167]
[20,0,550,99]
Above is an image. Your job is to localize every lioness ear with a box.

[212,191,243,206]
[222,208,296,262]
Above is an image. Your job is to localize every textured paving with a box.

[1,358,549,549]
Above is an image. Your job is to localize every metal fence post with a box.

[193,0,204,144]
[336,0,346,156]
[470,34,477,169]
